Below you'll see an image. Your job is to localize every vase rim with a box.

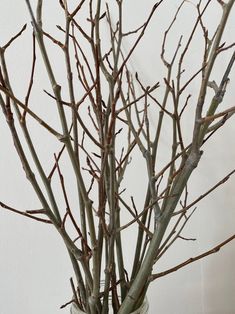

[70,297,149,314]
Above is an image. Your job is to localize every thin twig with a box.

[0,201,52,224]
[23,33,36,121]
[150,233,235,281]
[2,24,27,51]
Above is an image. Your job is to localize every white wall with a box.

[0,1,235,314]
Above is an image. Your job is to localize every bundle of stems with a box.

[0,1,235,313]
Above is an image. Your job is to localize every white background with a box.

[0,1,235,314]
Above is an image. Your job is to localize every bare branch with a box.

[0,85,63,139]
[0,201,52,224]
[2,24,27,51]
[150,233,235,281]
[23,33,36,121]
[174,168,235,216]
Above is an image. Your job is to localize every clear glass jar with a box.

[70,298,149,314]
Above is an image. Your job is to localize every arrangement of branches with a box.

[0,0,234,313]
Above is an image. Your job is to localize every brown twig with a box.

[150,233,235,281]
[0,201,52,224]
[2,24,27,51]
[23,33,36,121]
